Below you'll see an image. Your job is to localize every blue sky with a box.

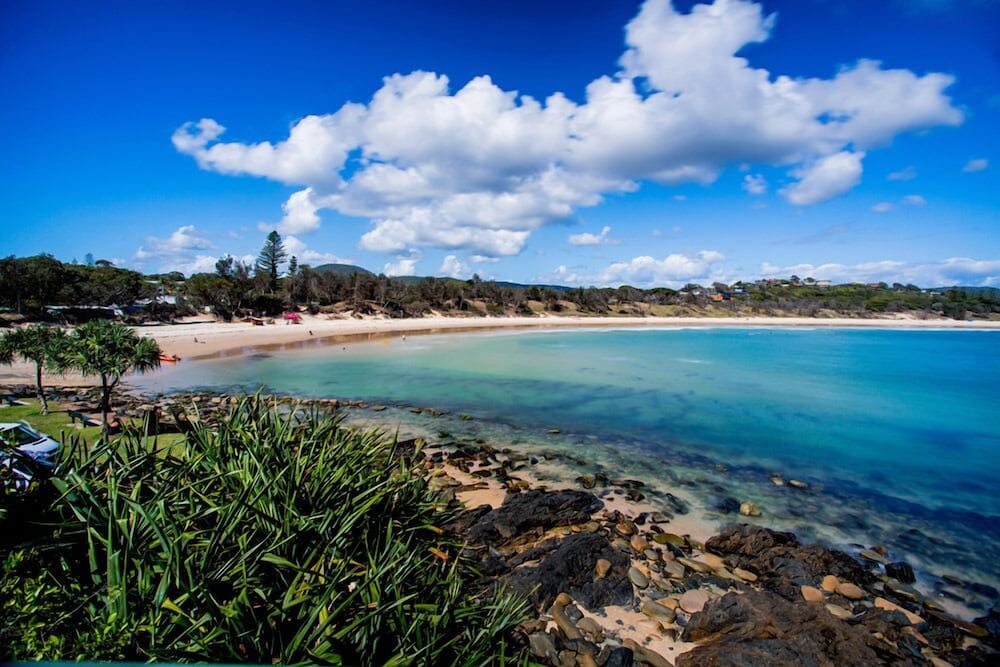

[2,0,997,286]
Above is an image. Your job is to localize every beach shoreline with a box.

[3,313,996,386]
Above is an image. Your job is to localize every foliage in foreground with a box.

[0,397,527,664]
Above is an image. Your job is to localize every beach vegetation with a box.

[0,396,528,663]
[58,320,161,431]
[0,324,68,414]
[257,230,288,293]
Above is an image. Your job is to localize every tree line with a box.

[3,232,999,322]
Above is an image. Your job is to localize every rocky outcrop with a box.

[679,590,921,666]
[506,532,632,610]
[462,489,604,546]
[705,524,872,599]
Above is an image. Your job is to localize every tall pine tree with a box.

[256,231,287,292]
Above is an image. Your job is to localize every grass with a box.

[1,398,186,453]
[0,395,528,664]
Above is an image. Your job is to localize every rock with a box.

[528,632,557,660]
[700,553,726,571]
[662,560,686,580]
[622,639,672,667]
[630,534,649,553]
[770,474,785,486]
[578,474,596,489]
[733,567,758,583]
[970,581,1000,599]
[679,590,916,666]
[925,608,990,639]
[505,532,634,610]
[649,512,671,523]
[678,557,713,574]
[825,603,853,620]
[641,599,677,624]
[680,588,710,614]
[596,559,612,579]
[628,566,650,589]
[885,561,915,583]
[739,501,761,517]
[615,522,635,537]
[821,574,839,592]
[788,479,808,489]
[874,597,923,625]
[705,525,872,596]
[710,496,741,514]
[577,617,605,643]
[835,582,865,600]
[552,601,583,640]
[604,647,635,667]
[460,489,603,546]
[859,549,887,565]
[644,548,660,562]
[801,585,824,602]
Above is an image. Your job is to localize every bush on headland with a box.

[0,396,528,664]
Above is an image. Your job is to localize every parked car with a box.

[0,422,60,491]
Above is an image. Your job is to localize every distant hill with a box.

[312,263,374,277]
[934,286,1000,296]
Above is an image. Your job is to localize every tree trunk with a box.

[35,363,48,415]
[100,375,111,435]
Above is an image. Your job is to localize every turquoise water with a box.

[134,327,1000,611]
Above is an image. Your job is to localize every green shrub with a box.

[1,396,527,664]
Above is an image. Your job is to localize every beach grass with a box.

[0,395,528,664]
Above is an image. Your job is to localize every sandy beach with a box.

[1,314,997,387]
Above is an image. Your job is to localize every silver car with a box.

[0,422,60,489]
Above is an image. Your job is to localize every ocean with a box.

[132,326,1000,616]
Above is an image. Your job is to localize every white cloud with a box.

[439,255,470,279]
[962,158,988,173]
[781,151,865,205]
[283,235,347,266]
[903,194,927,206]
[134,225,217,274]
[742,173,767,195]
[175,0,962,258]
[471,255,501,263]
[596,250,726,287]
[383,250,422,277]
[760,257,1000,287]
[568,225,618,246]
[887,166,917,181]
[673,194,687,202]
[872,202,894,213]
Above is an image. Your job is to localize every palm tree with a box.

[0,324,68,414]
[62,320,161,431]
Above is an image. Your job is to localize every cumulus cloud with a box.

[780,151,865,205]
[439,255,470,279]
[283,235,348,266]
[872,202,894,213]
[175,0,962,258]
[594,250,726,287]
[134,225,216,274]
[902,194,927,206]
[742,174,767,195]
[760,257,1000,287]
[383,250,422,277]
[568,225,618,246]
[962,158,988,173]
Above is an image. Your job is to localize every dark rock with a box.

[885,561,916,584]
[679,590,924,666]
[709,495,741,515]
[975,604,1000,638]
[705,524,873,597]
[506,532,633,611]
[461,490,603,546]
[970,582,1000,599]
[604,647,635,667]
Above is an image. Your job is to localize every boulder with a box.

[505,532,633,610]
[461,489,603,546]
[679,590,924,666]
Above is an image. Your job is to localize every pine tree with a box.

[288,255,298,277]
[256,231,287,292]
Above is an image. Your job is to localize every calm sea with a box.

[133,327,1000,614]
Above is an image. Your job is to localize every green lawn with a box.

[1,398,187,453]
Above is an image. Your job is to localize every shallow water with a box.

[133,327,1000,616]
